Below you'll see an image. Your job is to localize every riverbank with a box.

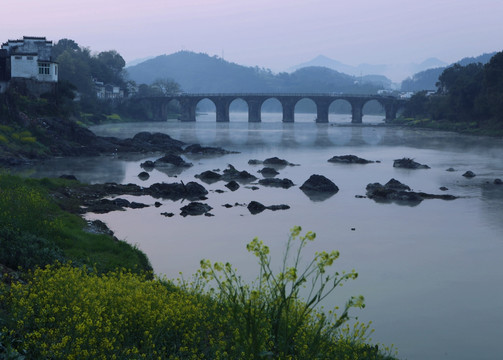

[386,116,503,137]
[0,173,398,359]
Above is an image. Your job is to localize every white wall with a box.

[10,55,58,82]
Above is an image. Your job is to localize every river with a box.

[22,113,503,360]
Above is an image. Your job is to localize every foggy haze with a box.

[2,0,502,75]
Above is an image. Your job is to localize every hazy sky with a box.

[2,0,502,71]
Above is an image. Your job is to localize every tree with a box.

[151,78,182,95]
[97,50,126,76]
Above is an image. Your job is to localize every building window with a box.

[14,56,22,60]
[27,56,33,60]
[38,62,50,75]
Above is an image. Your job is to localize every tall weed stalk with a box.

[194,226,368,358]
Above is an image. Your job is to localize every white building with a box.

[0,36,58,93]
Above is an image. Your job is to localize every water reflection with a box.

[19,117,503,360]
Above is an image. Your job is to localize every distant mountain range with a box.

[287,55,448,83]
[125,50,499,95]
[125,51,389,94]
[400,52,497,91]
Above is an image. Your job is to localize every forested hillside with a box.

[401,52,496,92]
[398,51,503,135]
[125,51,385,94]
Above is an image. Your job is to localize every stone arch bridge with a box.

[139,93,407,123]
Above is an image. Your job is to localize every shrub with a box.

[1,228,398,359]
[0,228,66,271]
[190,226,386,359]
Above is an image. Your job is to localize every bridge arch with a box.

[195,98,217,121]
[260,97,283,122]
[229,98,248,122]
[362,98,385,123]
[294,98,317,122]
[328,98,352,123]
[155,93,407,123]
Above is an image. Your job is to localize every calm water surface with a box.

[24,114,503,360]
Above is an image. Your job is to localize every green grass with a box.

[0,175,399,359]
[0,174,151,274]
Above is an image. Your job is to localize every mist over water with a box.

[25,113,503,360]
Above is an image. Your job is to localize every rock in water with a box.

[393,158,430,169]
[225,181,240,191]
[258,178,295,189]
[247,201,266,215]
[328,155,374,164]
[180,202,213,217]
[300,174,339,193]
[138,171,150,180]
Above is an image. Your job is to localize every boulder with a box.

[494,178,503,185]
[180,202,213,217]
[225,181,240,191]
[393,158,430,169]
[184,143,237,155]
[247,201,290,214]
[383,178,411,191]
[366,179,457,205]
[154,154,192,168]
[247,201,266,214]
[267,204,290,211]
[148,181,208,201]
[258,178,295,189]
[258,167,279,177]
[263,156,290,167]
[300,175,339,193]
[248,159,263,165]
[462,170,476,178]
[140,160,155,170]
[195,170,222,183]
[328,155,374,164]
[138,171,150,181]
[128,132,184,152]
[222,164,257,183]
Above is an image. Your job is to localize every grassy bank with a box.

[387,117,503,137]
[0,175,398,359]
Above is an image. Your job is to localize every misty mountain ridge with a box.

[401,52,497,92]
[288,54,448,83]
[125,51,388,94]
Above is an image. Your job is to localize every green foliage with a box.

[400,51,503,133]
[0,230,397,360]
[0,174,151,274]
[189,226,388,359]
[0,228,66,271]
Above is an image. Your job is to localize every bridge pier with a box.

[179,98,197,122]
[279,98,297,123]
[247,99,262,122]
[215,100,230,122]
[314,99,330,123]
[349,99,364,124]
[384,102,399,121]
[143,94,406,124]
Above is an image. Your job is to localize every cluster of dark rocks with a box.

[393,157,430,169]
[55,151,503,218]
[365,178,457,206]
[328,155,375,164]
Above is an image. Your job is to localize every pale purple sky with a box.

[2,0,502,71]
